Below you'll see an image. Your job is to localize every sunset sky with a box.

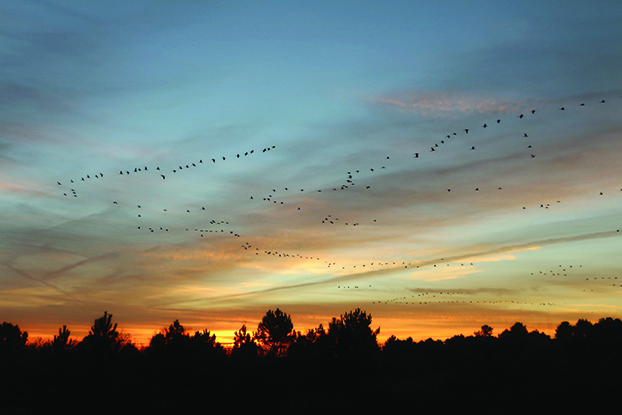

[2,1,622,346]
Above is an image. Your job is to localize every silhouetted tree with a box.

[148,332,166,350]
[288,324,331,360]
[188,329,224,361]
[328,308,379,359]
[555,321,573,342]
[165,320,187,341]
[233,324,252,347]
[474,324,493,337]
[0,322,28,355]
[149,319,190,354]
[52,325,72,352]
[382,335,416,360]
[164,319,190,349]
[254,308,294,356]
[524,328,551,347]
[383,334,399,348]
[573,318,593,339]
[90,311,117,338]
[148,320,224,365]
[303,324,328,348]
[191,329,219,350]
[79,311,124,354]
[556,317,622,349]
[499,322,528,340]
[593,317,622,346]
[232,324,258,359]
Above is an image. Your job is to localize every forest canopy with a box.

[2,311,622,412]
[3,310,622,357]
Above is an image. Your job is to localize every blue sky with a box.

[2,1,622,345]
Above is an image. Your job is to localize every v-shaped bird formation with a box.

[54,96,622,308]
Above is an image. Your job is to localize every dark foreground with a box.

[2,314,621,413]
[2,335,621,413]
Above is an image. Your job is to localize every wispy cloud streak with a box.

[206,229,621,300]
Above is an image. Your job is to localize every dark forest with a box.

[2,309,621,413]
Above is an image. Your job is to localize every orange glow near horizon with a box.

[19,311,584,350]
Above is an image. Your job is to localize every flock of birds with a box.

[54,96,622,310]
[56,146,277,197]
[374,292,556,308]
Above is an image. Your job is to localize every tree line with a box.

[2,309,622,412]
[0,308,384,359]
[3,308,622,357]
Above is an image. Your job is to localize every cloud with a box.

[239,282,274,288]
[2,262,85,304]
[368,92,524,117]
[0,181,48,197]
[203,228,622,300]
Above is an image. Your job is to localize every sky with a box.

[2,0,622,346]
